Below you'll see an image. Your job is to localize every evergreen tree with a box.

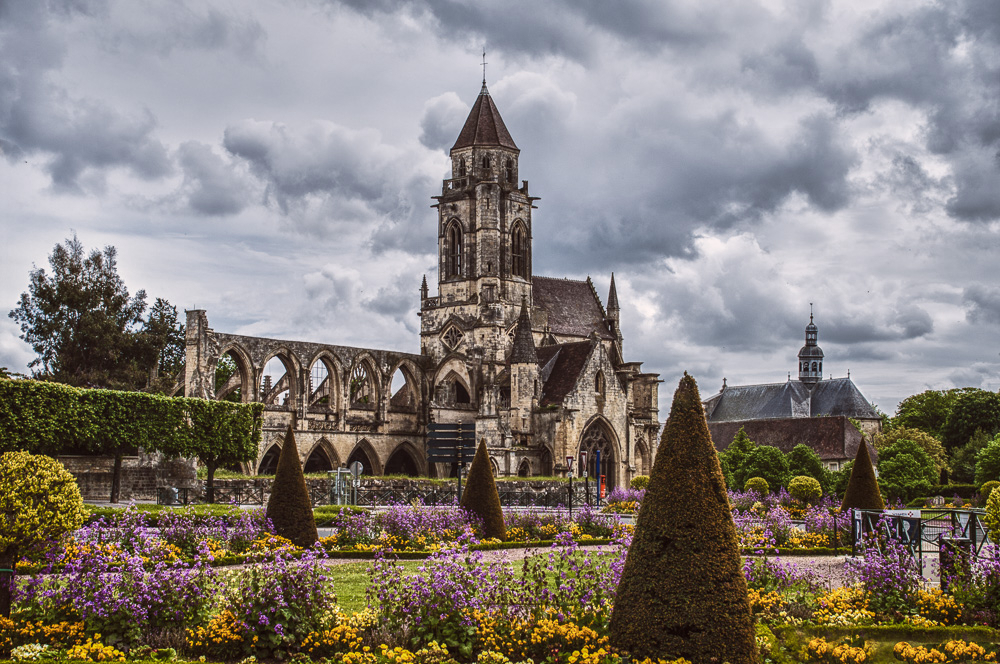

[460,439,506,541]
[721,427,757,489]
[265,426,318,548]
[609,373,758,663]
[841,441,884,511]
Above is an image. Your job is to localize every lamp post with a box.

[566,455,574,518]
[580,451,589,507]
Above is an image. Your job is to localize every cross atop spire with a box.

[482,48,488,85]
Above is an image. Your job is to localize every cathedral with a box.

[182,82,661,488]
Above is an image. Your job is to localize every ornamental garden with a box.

[2,376,1000,664]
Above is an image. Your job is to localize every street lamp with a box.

[566,455,575,518]
[580,451,589,507]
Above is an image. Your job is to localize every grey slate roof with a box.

[509,298,538,364]
[703,377,879,423]
[451,83,519,151]
[532,276,614,340]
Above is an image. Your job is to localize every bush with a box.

[742,445,790,491]
[265,427,318,548]
[787,444,830,492]
[609,373,757,663]
[630,475,650,490]
[0,451,86,617]
[980,481,1000,505]
[927,484,979,499]
[986,489,1000,544]
[788,476,822,504]
[460,439,505,541]
[744,477,770,494]
[841,443,884,511]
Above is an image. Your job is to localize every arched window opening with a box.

[579,422,617,489]
[595,370,606,396]
[458,158,466,177]
[481,155,490,169]
[505,158,514,183]
[455,380,471,404]
[539,448,553,476]
[215,351,247,403]
[389,367,416,412]
[261,356,292,406]
[446,222,463,278]
[811,361,818,372]
[350,362,375,409]
[819,362,823,373]
[384,445,420,476]
[490,459,500,477]
[511,223,526,278]
[308,359,334,408]
[257,445,281,475]
[635,438,650,476]
[517,459,531,477]
[346,443,376,476]
[304,445,335,473]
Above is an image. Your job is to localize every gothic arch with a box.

[215,343,253,403]
[443,218,463,279]
[347,355,380,410]
[257,443,282,475]
[578,416,622,489]
[517,458,531,477]
[434,358,473,406]
[510,219,528,279]
[387,360,423,412]
[634,437,650,476]
[346,439,381,475]
[304,439,340,473]
[305,351,342,411]
[259,347,302,406]
[384,441,422,476]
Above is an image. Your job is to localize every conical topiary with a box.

[609,373,758,664]
[459,439,506,541]
[265,426,318,548]
[841,440,884,511]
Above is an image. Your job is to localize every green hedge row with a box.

[0,378,263,465]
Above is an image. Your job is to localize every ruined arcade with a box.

[183,82,661,486]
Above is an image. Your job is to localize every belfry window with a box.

[482,155,490,169]
[445,222,463,278]
[511,223,526,278]
[458,158,466,177]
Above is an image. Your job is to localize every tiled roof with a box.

[532,276,614,340]
[536,341,594,406]
[451,83,518,151]
[510,298,537,364]
[703,377,879,422]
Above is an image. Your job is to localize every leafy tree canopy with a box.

[787,444,829,490]
[892,388,979,439]
[740,445,790,492]
[940,390,1000,451]
[950,428,992,484]
[721,427,757,489]
[878,438,937,500]
[8,235,183,391]
[975,435,1000,486]
[874,426,948,474]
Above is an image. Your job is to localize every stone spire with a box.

[509,296,537,364]
[607,273,620,318]
[420,274,428,301]
[451,83,519,151]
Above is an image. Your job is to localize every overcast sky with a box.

[1,0,998,417]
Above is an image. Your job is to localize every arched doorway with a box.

[579,420,619,489]
[304,442,337,473]
[346,441,378,476]
[384,443,420,476]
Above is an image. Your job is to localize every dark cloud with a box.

[176,141,251,216]
[419,92,468,151]
[964,285,1000,324]
[99,5,265,58]
[945,147,1000,221]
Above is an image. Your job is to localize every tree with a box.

[841,443,884,511]
[877,438,937,500]
[787,444,830,491]
[874,426,948,475]
[609,374,758,663]
[0,451,86,617]
[893,388,977,439]
[141,298,186,393]
[975,436,1000,486]
[832,461,854,496]
[950,429,992,484]
[740,445,790,492]
[788,476,822,504]
[265,427,317,548]
[8,235,181,391]
[941,389,1000,451]
[459,439,505,541]
[720,427,757,489]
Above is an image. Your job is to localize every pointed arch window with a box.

[505,158,514,184]
[350,363,375,409]
[445,221,463,278]
[595,370,606,396]
[458,158,466,177]
[511,222,527,278]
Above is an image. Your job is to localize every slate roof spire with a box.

[510,296,537,364]
[607,273,620,314]
[451,83,519,151]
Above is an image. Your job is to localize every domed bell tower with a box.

[798,307,824,385]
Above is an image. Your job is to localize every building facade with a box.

[703,314,881,469]
[182,82,661,486]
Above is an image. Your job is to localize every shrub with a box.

[629,475,650,490]
[265,427,318,548]
[741,445,790,491]
[841,442,884,511]
[788,476,822,504]
[0,451,85,617]
[787,444,830,491]
[986,489,1000,544]
[460,439,505,541]
[980,480,1000,505]
[744,477,770,494]
[609,373,758,663]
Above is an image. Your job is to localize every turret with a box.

[798,308,824,385]
[509,297,538,418]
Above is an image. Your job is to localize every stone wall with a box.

[60,452,197,501]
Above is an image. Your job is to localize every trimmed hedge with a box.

[460,439,506,541]
[265,427,318,548]
[610,373,758,663]
[929,483,979,499]
[841,441,884,511]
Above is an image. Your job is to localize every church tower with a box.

[798,309,824,384]
[421,81,539,365]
